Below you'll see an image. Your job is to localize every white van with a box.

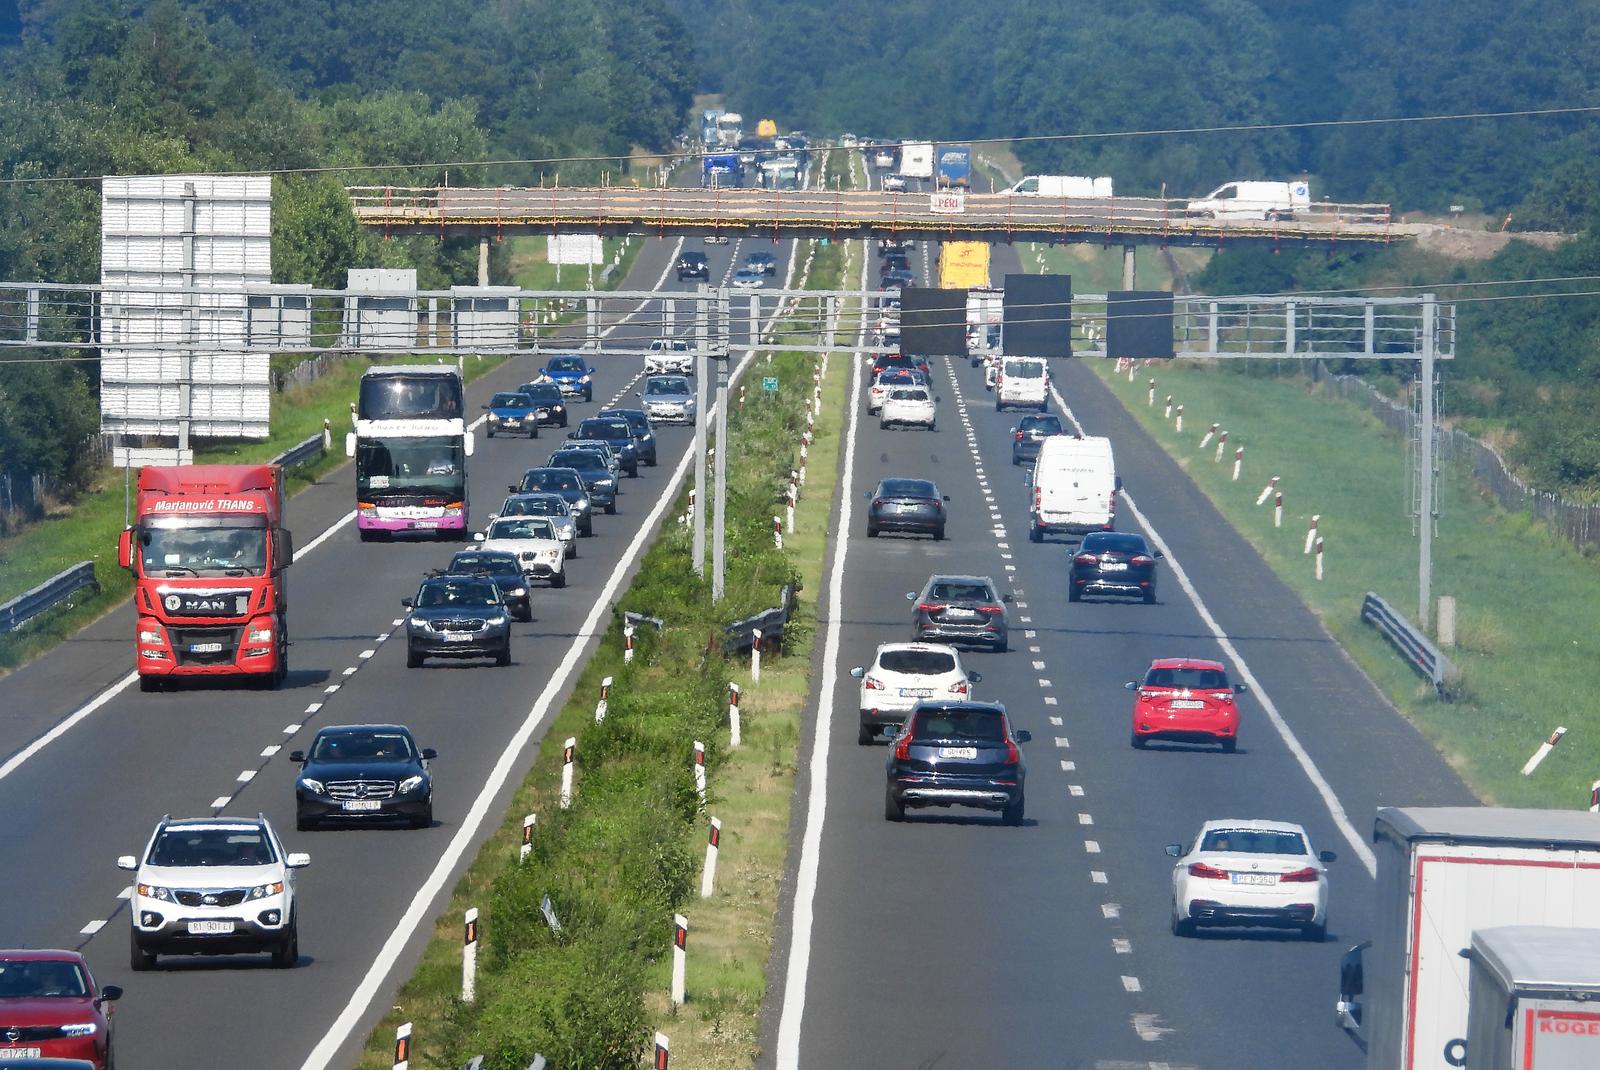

[1005,175,1114,198]
[995,356,1048,412]
[1186,180,1311,222]
[1030,435,1117,542]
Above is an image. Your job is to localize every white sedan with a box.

[849,642,979,744]
[879,385,936,430]
[1166,818,1335,940]
[474,516,567,588]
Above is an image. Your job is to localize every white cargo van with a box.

[1029,435,1116,542]
[1005,175,1114,198]
[1186,180,1310,221]
[995,356,1048,412]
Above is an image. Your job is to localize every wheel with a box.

[129,931,156,972]
[561,414,570,428]
[996,401,1005,412]
[270,920,298,969]
[516,606,533,622]
[495,644,512,667]
[529,425,539,439]
[647,455,658,468]
[879,420,888,430]
[1131,731,1146,750]
[411,806,433,830]
[566,543,577,559]
[858,724,874,745]
[1171,905,1196,938]
[1029,524,1043,544]
[627,465,639,478]
[933,526,945,541]
[866,526,879,538]
[1221,737,1237,754]
[1143,589,1157,605]
[357,528,374,543]
[1001,795,1025,826]
[1303,920,1327,942]
[584,390,593,402]
[486,428,495,439]
[884,786,905,822]
[994,638,1008,653]
[296,812,315,832]
[550,571,567,589]
[406,648,424,668]
[580,520,593,536]
[1012,454,1021,467]
[139,675,161,693]
[604,502,617,515]
[1068,584,1081,603]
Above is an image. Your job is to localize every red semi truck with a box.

[118,464,292,690]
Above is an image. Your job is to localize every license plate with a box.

[188,642,224,653]
[944,609,980,620]
[442,632,472,642]
[342,799,382,812]
[1100,562,1128,572]
[1171,700,1206,709]
[1232,873,1278,886]
[899,688,934,697]
[897,504,921,513]
[414,520,440,529]
[0,1049,42,1060]
[938,746,977,759]
[188,919,235,934]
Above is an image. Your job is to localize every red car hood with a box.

[0,995,101,1025]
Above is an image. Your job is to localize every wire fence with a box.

[1311,362,1600,552]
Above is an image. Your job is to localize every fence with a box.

[1311,362,1600,553]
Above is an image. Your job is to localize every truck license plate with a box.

[189,642,224,653]
[0,1050,42,1060]
[188,920,235,934]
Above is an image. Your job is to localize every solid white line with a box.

[293,511,355,563]
[298,356,765,1070]
[1047,380,1379,877]
[117,886,132,900]
[774,264,865,1070]
[0,670,138,786]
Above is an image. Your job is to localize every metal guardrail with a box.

[723,583,796,654]
[0,561,99,633]
[1361,591,1454,700]
[269,431,326,470]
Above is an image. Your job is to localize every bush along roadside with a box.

[351,238,860,1069]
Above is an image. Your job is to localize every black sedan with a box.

[598,407,658,467]
[908,574,1011,652]
[884,701,1029,825]
[290,723,435,830]
[547,448,617,514]
[573,417,640,477]
[866,478,949,539]
[446,549,532,620]
[516,381,570,427]
[1069,531,1163,604]
[516,467,594,536]
[402,574,512,667]
[1011,413,1068,466]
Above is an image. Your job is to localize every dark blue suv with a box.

[884,701,1029,825]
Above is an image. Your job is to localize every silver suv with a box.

[119,815,309,970]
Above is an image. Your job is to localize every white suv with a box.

[850,642,979,743]
[645,339,694,375]
[118,815,308,970]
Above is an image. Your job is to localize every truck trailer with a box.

[898,142,934,180]
[1464,926,1600,1070]
[936,145,971,189]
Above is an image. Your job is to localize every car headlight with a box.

[542,550,560,561]
[597,477,615,487]
[245,881,285,901]
[553,404,564,413]
[398,775,426,794]
[575,498,589,511]
[137,884,175,902]
[509,586,527,597]
[489,613,508,625]
[299,777,326,795]
[488,413,500,421]
[580,373,592,382]
[58,1023,98,1037]
[409,617,433,631]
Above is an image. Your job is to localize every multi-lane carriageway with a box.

[1,228,1478,1070]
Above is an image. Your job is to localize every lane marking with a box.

[210,795,232,809]
[1048,716,1063,726]
[1032,660,1046,671]
[1085,840,1102,853]
[1122,976,1143,993]
[342,666,358,677]
[117,886,132,900]
[359,650,375,659]
[323,684,340,695]
[1102,903,1121,919]
[1091,870,1108,884]
[1043,696,1058,706]
[1054,736,1070,748]
[1038,678,1052,688]
[261,745,281,758]
[1079,813,1095,825]
[1070,784,1085,796]
[284,723,303,734]
[1062,759,1076,771]
[79,920,105,936]
[1113,938,1132,954]
[236,770,256,784]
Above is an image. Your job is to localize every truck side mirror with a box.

[275,528,294,567]
[118,528,134,570]
[1339,941,1368,1002]
[344,432,356,458]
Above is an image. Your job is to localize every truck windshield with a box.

[358,373,464,420]
[138,517,268,577]
[357,436,465,499]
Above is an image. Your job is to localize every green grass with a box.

[507,235,641,291]
[1092,357,1600,808]
[1029,242,1211,296]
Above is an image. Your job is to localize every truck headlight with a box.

[247,626,273,643]
[139,628,164,644]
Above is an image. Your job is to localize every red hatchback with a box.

[0,950,120,1068]
[1127,658,1246,752]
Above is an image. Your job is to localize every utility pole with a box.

[693,286,709,575]
[712,287,731,601]
[1418,294,1437,630]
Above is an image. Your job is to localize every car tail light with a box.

[917,602,946,613]
[893,732,912,761]
[1187,861,1230,880]
[1280,867,1320,883]
[1073,553,1098,565]
[871,498,885,509]
[1130,555,1154,567]
[1004,735,1021,764]
[1014,430,1024,441]
[863,676,884,691]
[977,604,1005,616]
[1033,486,1042,510]
[948,680,969,694]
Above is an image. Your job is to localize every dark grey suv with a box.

[884,701,1029,824]
[402,574,512,667]
[677,251,710,281]
[907,574,1011,652]
[1011,413,1068,466]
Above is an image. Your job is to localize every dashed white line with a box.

[210,795,232,809]
[1032,660,1046,671]
[1054,736,1070,748]
[1078,813,1095,825]
[117,886,132,900]
[1069,784,1085,796]
[1102,903,1121,919]
[1113,938,1132,954]
[1085,840,1102,853]
[236,770,256,783]
[1029,644,1041,653]
[1048,716,1063,726]
[1121,976,1143,993]
[342,666,358,677]
[323,684,340,694]
[1043,696,1058,706]
[1038,678,1053,688]
[1091,870,1108,884]
[1062,760,1076,771]
[261,745,281,758]
[375,633,389,643]
[303,704,321,714]
[283,723,303,734]
[359,649,375,659]
[391,618,404,627]
[1019,615,1033,623]
[79,920,106,936]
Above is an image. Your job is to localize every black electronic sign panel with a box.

[1105,290,1175,359]
[1003,273,1073,357]
[899,287,968,356]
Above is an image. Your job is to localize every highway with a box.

[0,231,804,1069]
[764,236,1476,1069]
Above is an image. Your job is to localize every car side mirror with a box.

[905,592,916,601]
[422,748,438,760]
[567,432,577,439]
[472,532,485,543]
[1154,549,1165,558]
[286,853,311,869]
[1320,849,1338,864]
[1234,682,1249,694]
[1125,681,1138,691]
[1164,844,1184,858]
[1001,593,1014,603]
[1013,729,1031,743]
[488,513,500,521]
[942,495,951,502]
[288,751,305,763]
[508,484,518,494]
[849,667,864,678]
[968,671,982,683]
[116,855,137,871]
[98,985,123,1002]
[401,597,414,608]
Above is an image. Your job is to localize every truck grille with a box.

[170,626,242,665]
[174,888,249,907]
[328,779,397,800]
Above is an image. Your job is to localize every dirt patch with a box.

[1412,225,1569,261]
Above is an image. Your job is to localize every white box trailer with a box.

[1465,926,1600,1070]
[1338,808,1600,1070]
[898,142,934,180]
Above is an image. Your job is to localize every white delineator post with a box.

[751,628,763,682]
[1314,537,1325,581]
[773,515,783,550]
[1590,781,1600,813]
[595,676,612,723]
[700,817,721,898]
[786,501,795,536]
[461,908,479,1004]
[560,737,576,810]
[1304,514,1321,554]
[1232,447,1244,481]
[1163,395,1173,419]
[693,740,707,804]
[1274,492,1284,529]
[1200,423,1217,450]
[1147,378,1156,406]
[519,813,535,862]
[671,914,688,1006]
[1522,727,1568,777]
[1255,476,1279,506]
[623,623,635,664]
[1174,405,1184,433]
[686,487,695,523]
[392,1023,412,1070]
[728,683,742,748]
[653,1032,670,1070]
[1215,430,1228,463]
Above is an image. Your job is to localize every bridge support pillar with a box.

[1121,245,1137,290]
[477,238,489,286]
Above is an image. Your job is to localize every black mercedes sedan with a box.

[884,701,1029,825]
[1069,530,1163,603]
[291,724,436,830]
[866,477,949,540]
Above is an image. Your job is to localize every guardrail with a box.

[269,430,327,470]
[1361,591,1454,700]
[722,584,796,654]
[0,561,99,634]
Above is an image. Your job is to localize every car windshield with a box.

[502,497,565,517]
[1006,362,1045,379]
[450,552,519,574]
[581,421,629,440]
[879,649,957,674]
[0,960,90,998]
[149,826,275,867]
[519,383,562,402]
[1145,666,1229,689]
[487,518,556,540]
[929,581,995,602]
[523,470,581,493]
[491,393,532,409]
[1082,533,1149,554]
[416,579,500,607]
[548,358,585,372]
[647,378,691,396]
[310,730,415,762]
[1201,829,1308,855]
[1021,416,1064,433]
[879,479,937,498]
[910,708,1006,742]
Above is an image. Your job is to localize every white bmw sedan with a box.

[1166,818,1335,940]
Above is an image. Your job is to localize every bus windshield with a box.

[357,436,466,498]
[358,372,464,421]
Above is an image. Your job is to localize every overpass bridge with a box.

[346,184,1416,249]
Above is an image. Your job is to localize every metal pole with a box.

[180,182,197,457]
[1121,245,1137,289]
[1419,295,1437,630]
[477,238,489,287]
[712,289,730,602]
[693,286,709,575]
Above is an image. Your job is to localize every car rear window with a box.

[910,708,1006,742]
[1081,533,1148,554]
[879,479,936,498]
[1021,416,1064,432]
[879,649,957,675]
[1005,361,1045,379]
[1145,667,1229,689]
[889,388,928,401]
[1201,829,1307,855]
[929,581,995,602]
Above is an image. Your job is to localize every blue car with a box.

[538,355,595,402]
[482,391,540,439]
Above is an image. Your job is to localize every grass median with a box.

[1091,357,1600,808]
